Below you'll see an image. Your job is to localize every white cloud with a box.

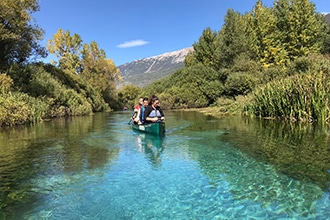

[117,39,149,48]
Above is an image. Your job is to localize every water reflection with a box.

[213,117,330,192]
[167,111,329,191]
[0,113,119,218]
[134,133,165,167]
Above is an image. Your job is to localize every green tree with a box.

[190,27,218,69]
[316,13,330,54]
[216,9,252,69]
[0,0,46,71]
[47,28,82,73]
[246,1,286,67]
[274,0,324,61]
[117,84,141,109]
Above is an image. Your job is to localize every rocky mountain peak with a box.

[117,47,193,87]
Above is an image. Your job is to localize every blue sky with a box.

[34,0,330,66]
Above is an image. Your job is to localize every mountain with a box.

[325,13,330,25]
[117,47,193,87]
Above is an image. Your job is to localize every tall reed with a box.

[246,70,330,123]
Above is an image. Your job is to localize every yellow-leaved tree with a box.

[81,41,121,104]
[47,28,82,73]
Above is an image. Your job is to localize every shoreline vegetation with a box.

[1,0,330,127]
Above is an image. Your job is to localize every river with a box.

[0,111,329,219]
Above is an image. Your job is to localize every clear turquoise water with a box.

[0,111,329,219]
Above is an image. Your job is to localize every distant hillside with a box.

[325,13,330,25]
[117,47,193,87]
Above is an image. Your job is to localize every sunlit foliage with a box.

[47,28,82,73]
[0,0,46,71]
[81,41,121,105]
[117,84,142,109]
[246,54,330,122]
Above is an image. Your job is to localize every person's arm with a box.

[134,108,141,123]
[145,107,159,123]
[146,116,159,122]
[158,107,165,121]
[131,105,139,119]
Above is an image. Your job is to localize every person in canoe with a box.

[131,97,144,124]
[138,97,149,125]
[144,96,165,123]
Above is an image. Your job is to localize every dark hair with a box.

[148,94,158,105]
[151,97,159,104]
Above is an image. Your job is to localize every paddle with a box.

[128,113,135,125]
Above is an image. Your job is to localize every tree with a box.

[117,84,141,109]
[274,0,324,61]
[190,27,218,69]
[317,14,330,54]
[80,41,121,104]
[47,28,82,73]
[0,0,46,71]
[216,9,252,69]
[245,0,287,68]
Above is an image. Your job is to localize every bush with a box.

[44,64,109,112]
[224,72,258,96]
[141,64,224,109]
[0,93,48,126]
[261,66,287,83]
[7,64,106,118]
[0,74,13,93]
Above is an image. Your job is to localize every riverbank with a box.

[176,106,238,118]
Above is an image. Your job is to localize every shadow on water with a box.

[0,113,120,218]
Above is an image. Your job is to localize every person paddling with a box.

[144,96,165,123]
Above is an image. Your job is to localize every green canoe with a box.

[131,122,165,135]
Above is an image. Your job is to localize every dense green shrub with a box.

[139,64,224,109]
[261,66,287,83]
[0,93,48,126]
[159,85,209,109]
[7,64,108,118]
[117,84,142,109]
[43,64,109,112]
[224,72,258,96]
